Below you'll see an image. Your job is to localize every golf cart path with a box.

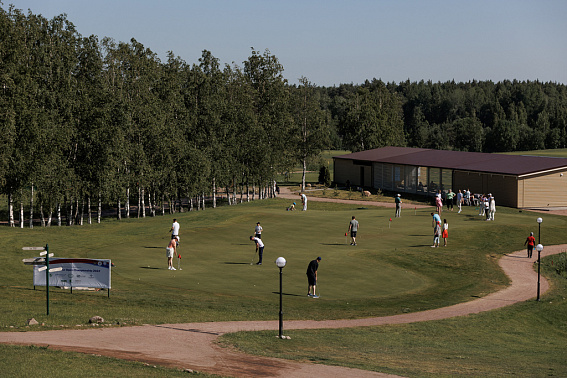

[277,185,431,209]
[2,245,565,378]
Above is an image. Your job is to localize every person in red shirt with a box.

[524,232,535,258]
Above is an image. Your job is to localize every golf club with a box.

[250,248,258,265]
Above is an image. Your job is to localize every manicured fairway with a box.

[2,197,565,328]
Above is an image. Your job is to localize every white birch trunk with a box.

[29,184,34,228]
[117,197,121,220]
[202,192,205,210]
[88,196,92,224]
[20,201,24,229]
[137,186,141,218]
[212,178,217,208]
[246,182,250,202]
[125,187,130,218]
[141,187,146,218]
[302,158,307,192]
[57,202,61,227]
[97,192,102,224]
[40,202,45,227]
[190,197,193,211]
[8,192,14,227]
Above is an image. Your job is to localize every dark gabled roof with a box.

[334,146,567,176]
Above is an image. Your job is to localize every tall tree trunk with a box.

[125,187,130,218]
[74,197,80,225]
[246,181,250,202]
[88,195,92,225]
[57,202,62,227]
[202,192,205,210]
[29,184,34,228]
[190,197,194,211]
[20,200,24,229]
[80,197,84,226]
[302,157,307,192]
[137,186,141,218]
[212,178,217,208]
[8,192,14,227]
[47,207,52,227]
[117,197,121,220]
[40,202,45,227]
[226,186,231,205]
[97,192,102,224]
[161,194,165,215]
[141,187,146,218]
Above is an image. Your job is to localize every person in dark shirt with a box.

[306,257,321,298]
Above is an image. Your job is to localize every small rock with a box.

[27,318,39,325]
[89,316,104,324]
[184,368,194,373]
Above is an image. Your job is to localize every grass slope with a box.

[1,193,566,376]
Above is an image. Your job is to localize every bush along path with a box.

[1,244,565,378]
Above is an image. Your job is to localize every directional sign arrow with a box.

[22,247,46,251]
[22,258,46,266]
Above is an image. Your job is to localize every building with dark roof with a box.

[333,146,567,208]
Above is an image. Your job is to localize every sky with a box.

[5,0,567,87]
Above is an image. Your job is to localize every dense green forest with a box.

[1,5,566,226]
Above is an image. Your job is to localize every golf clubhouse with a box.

[333,146,567,209]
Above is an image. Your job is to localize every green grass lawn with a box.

[1,193,566,376]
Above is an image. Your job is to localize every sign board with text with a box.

[33,258,111,289]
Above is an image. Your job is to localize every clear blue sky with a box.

[6,0,567,86]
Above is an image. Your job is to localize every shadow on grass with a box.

[271,292,304,297]
[140,266,160,270]
[223,262,251,265]
[143,246,162,249]
[321,243,349,246]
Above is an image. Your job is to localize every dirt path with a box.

[277,186,431,209]
[1,188,565,377]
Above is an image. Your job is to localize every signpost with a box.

[22,244,52,315]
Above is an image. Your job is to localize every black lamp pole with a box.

[279,266,283,338]
[536,218,542,301]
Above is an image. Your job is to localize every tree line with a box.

[1,5,566,227]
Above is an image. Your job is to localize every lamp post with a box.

[536,243,543,301]
[536,217,543,301]
[275,257,287,339]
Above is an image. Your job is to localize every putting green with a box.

[111,202,429,301]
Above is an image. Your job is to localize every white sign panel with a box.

[33,258,111,289]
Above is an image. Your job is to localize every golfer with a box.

[395,194,402,217]
[170,219,180,246]
[254,222,263,239]
[306,257,321,298]
[250,235,264,265]
[347,215,359,246]
[524,232,535,258]
[300,193,307,211]
[166,236,177,270]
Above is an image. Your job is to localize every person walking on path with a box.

[300,193,308,211]
[166,236,178,270]
[524,232,536,258]
[395,194,402,217]
[432,221,441,247]
[250,236,264,265]
[306,257,321,298]
[170,219,180,246]
[442,219,449,246]
[347,216,359,246]
[254,222,263,239]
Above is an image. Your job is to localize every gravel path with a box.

[1,188,565,377]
